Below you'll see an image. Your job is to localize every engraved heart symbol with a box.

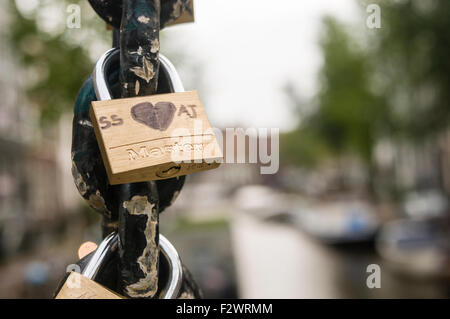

[130,101,176,131]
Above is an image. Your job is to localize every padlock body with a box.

[55,272,124,299]
[90,90,222,184]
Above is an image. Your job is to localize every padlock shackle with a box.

[82,232,183,299]
[92,48,118,101]
[160,53,185,93]
[93,48,184,102]
[82,232,117,280]
[158,234,183,299]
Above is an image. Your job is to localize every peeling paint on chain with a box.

[130,57,155,83]
[122,195,158,298]
[89,190,112,219]
[77,119,93,127]
[150,38,159,54]
[88,0,193,29]
[72,162,87,196]
[138,15,150,24]
[135,80,140,95]
[178,291,195,299]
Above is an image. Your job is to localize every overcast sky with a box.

[162,0,361,132]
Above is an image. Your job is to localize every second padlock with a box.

[54,232,201,299]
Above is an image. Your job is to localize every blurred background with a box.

[1,0,449,298]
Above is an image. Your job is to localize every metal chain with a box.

[71,0,192,298]
[88,0,193,30]
[117,1,161,298]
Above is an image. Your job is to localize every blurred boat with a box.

[376,217,450,279]
[296,200,380,245]
[403,189,449,220]
[233,185,301,220]
[233,186,380,244]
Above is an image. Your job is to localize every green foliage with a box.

[280,127,330,168]
[7,0,108,125]
[281,17,387,167]
[282,0,450,169]
[173,216,229,233]
[368,0,450,138]
[312,17,387,162]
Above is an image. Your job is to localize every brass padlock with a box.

[55,233,123,299]
[55,232,184,299]
[89,48,222,185]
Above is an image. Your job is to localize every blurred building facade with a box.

[0,10,79,259]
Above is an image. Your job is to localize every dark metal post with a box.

[117,0,161,298]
